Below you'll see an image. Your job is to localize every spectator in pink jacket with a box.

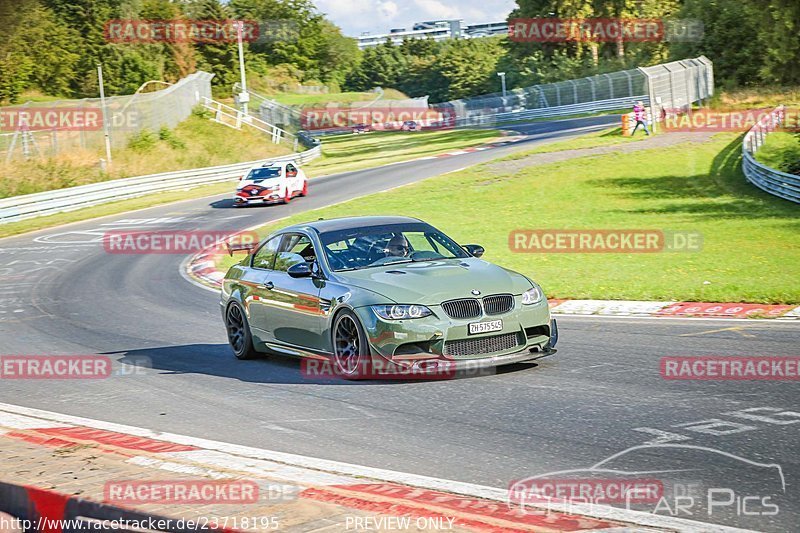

[632,101,650,136]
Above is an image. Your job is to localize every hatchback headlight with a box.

[372,305,433,320]
[521,285,543,305]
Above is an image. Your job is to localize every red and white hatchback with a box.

[234,160,308,206]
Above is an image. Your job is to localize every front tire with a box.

[226,303,259,360]
[332,310,372,379]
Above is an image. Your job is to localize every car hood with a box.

[334,258,533,305]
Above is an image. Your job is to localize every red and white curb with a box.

[0,402,756,532]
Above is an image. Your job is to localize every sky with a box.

[314,0,517,36]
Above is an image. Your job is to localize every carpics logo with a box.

[104,480,259,504]
[299,106,456,132]
[0,108,103,132]
[508,478,664,506]
[0,356,111,379]
[103,230,258,255]
[509,230,702,253]
[661,357,800,381]
[105,19,259,43]
[509,18,703,42]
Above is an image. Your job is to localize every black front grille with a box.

[441,298,481,319]
[483,294,514,315]
[444,333,521,358]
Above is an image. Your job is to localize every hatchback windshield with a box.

[320,223,469,271]
[246,166,282,181]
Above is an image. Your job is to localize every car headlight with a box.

[521,285,543,305]
[372,304,433,320]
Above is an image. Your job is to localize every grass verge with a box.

[220,133,800,304]
[270,89,408,106]
[307,129,503,175]
[754,132,800,174]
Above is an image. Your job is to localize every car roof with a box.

[281,216,425,235]
[249,160,294,169]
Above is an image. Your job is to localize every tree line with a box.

[1,0,797,105]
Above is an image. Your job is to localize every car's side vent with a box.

[441,298,481,319]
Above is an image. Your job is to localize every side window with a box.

[251,236,281,270]
[273,234,315,272]
[286,164,297,176]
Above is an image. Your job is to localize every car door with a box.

[261,233,325,352]
[245,235,281,342]
[285,163,300,194]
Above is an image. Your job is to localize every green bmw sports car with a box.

[221,216,557,378]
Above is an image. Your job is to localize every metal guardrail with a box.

[464,96,647,126]
[0,145,322,224]
[742,105,800,204]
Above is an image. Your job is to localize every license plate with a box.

[468,320,503,335]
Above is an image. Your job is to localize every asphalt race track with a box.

[1,116,798,532]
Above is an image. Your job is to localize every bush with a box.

[127,130,158,152]
[158,126,186,150]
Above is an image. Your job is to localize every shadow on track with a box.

[104,344,540,386]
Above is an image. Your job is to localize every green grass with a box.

[754,132,800,174]
[222,133,800,304]
[307,129,502,176]
[271,89,408,106]
[497,108,631,126]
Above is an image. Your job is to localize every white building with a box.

[356,20,507,49]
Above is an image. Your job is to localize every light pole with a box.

[498,72,507,99]
[97,64,112,167]
[236,20,250,117]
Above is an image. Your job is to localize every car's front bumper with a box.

[353,298,557,373]
[234,193,282,205]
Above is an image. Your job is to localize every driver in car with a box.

[384,235,410,257]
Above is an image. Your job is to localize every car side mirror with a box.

[287,262,313,278]
[463,244,485,258]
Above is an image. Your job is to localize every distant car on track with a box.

[352,123,370,134]
[221,216,558,378]
[234,160,308,206]
[401,120,419,131]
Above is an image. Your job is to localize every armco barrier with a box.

[742,105,800,204]
[458,96,646,127]
[0,481,210,532]
[0,145,321,224]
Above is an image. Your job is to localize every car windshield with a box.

[320,222,469,272]
[246,167,282,181]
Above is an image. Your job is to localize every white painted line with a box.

[0,402,757,532]
[0,411,70,429]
